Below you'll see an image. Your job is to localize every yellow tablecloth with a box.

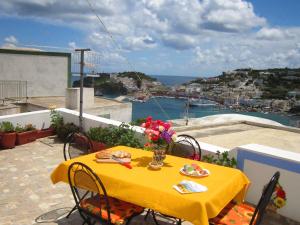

[51,146,250,225]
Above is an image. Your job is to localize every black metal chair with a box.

[209,171,281,225]
[64,132,92,218]
[68,162,144,225]
[63,132,92,161]
[145,134,202,225]
[169,134,202,161]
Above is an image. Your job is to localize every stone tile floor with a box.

[0,137,299,225]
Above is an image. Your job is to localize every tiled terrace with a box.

[1,137,299,225]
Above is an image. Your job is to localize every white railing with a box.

[0,80,27,101]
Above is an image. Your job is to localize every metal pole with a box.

[75,48,90,131]
[185,99,189,126]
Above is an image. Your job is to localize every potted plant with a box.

[110,123,143,148]
[87,127,109,152]
[50,109,63,133]
[36,127,55,139]
[0,121,16,149]
[56,122,79,142]
[16,124,37,145]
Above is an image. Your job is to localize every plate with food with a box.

[180,164,210,177]
[112,151,131,159]
[95,150,131,163]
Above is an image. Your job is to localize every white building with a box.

[0,48,71,97]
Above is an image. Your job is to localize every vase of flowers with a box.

[267,182,287,212]
[142,116,176,168]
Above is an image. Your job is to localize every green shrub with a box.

[202,151,237,168]
[87,126,111,143]
[0,121,15,133]
[87,123,143,148]
[50,110,63,132]
[130,118,146,126]
[56,123,79,142]
[15,123,36,133]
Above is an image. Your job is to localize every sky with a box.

[0,0,300,77]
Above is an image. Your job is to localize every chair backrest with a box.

[68,162,112,222]
[63,132,92,161]
[250,171,280,225]
[169,134,202,161]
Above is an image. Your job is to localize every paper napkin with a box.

[173,180,208,194]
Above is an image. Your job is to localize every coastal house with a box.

[186,83,202,94]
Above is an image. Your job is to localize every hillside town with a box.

[77,68,300,115]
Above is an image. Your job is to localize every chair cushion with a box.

[80,195,144,225]
[209,201,255,225]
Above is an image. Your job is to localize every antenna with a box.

[75,48,91,131]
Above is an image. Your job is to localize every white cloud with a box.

[256,27,292,41]
[202,0,266,32]
[68,41,77,49]
[1,0,300,75]
[191,28,300,75]
[161,34,197,50]
[124,35,156,50]
[4,35,18,44]
[0,0,266,51]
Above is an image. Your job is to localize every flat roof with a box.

[0,48,71,57]
[173,115,300,154]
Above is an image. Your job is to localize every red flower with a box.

[163,122,171,130]
[277,189,286,199]
[151,135,159,141]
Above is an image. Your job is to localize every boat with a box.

[188,98,217,107]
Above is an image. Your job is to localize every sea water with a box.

[132,97,299,127]
[73,74,299,127]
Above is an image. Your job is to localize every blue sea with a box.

[151,75,197,86]
[131,75,299,127]
[74,74,299,127]
[131,97,299,126]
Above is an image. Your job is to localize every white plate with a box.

[180,168,210,177]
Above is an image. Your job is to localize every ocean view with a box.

[131,96,299,127]
[151,75,197,86]
[78,74,299,127]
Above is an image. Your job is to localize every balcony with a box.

[0,109,300,225]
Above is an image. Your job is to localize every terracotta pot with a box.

[1,132,17,149]
[36,127,55,139]
[90,140,107,152]
[74,133,89,146]
[0,132,3,145]
[16,130,37,145]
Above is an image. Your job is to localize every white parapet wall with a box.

[0,110,51,129]
[57,108,144,136]
[0,108,143,136]
[236,144,300,222]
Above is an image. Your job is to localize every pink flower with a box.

[142,116,176,146]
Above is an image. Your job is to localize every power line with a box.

[84,0,171,120]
